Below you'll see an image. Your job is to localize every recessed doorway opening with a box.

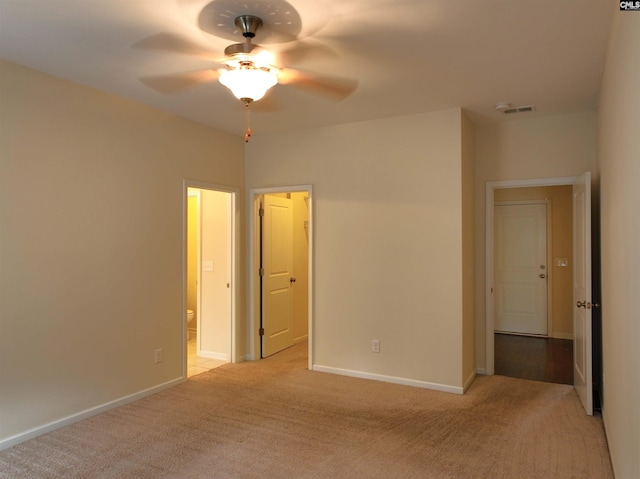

[485,174,595,415]
[183,180,238,378]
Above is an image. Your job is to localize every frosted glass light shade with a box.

[219,67,278,101]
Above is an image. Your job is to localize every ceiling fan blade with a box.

[275,40,338,66]
[139,70,219,94]
[133,33,218,59]
[278,68,358,101]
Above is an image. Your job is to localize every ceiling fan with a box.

[135,13,357,140]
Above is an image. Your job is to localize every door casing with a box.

[485,176,582,375]
[183,180,239,377]
[248,185,313,368]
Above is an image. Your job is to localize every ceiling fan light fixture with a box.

[218,64,279,102]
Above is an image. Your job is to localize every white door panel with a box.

[573,172,593,415]
[495,203,548,335]
[262,195,294,357]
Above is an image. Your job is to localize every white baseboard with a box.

[552,332,573,340]
[0,377,184,451]
[198,350,229,361]
[476,368,487,375]
[312,365,464,395]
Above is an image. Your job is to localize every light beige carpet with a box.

[0,343,613,478]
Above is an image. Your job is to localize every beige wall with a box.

[494,186,573,338]
[596,12,640,479]
[475,112,597,370]
[461,112,476,387]
[246,108,468,390]
[0,60,244,445]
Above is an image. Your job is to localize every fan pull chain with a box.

[244,100,252,143]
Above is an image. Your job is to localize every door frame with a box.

[486,176,578,375]
[183,179,239,378]
[248,185,313,369]
[186,188,203,352]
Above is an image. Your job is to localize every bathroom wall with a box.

[199,190,231,359]
[186,192,199,326]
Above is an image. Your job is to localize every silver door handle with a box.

[290,277,297,283]
[577,300,586,308]
[539,274,546,278]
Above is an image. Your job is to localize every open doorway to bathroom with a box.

[185,182,237,378]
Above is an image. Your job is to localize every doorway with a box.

[184,181,237,378]
[249,186,313,367]
[485,174,595,415]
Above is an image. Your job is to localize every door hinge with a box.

[259,268,264,276]
[259,327,264,336]
[259,207,264,217]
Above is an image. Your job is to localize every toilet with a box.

[186,309,195,340]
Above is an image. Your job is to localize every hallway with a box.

[494,333,573,385]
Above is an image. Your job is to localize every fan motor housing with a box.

[224,42,259,57]
[235,15,263,38]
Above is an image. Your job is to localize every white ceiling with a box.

[0,0,613,137]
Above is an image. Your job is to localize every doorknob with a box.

[539,274,546,278]
[577,300,586,308]
[290,277,297,283]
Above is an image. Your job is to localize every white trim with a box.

[197,350,229,361]
[476,368,487,375]
[552,332,574,340]
[193,190,203,359]
[312,365,464,395]
[494,199,548,206]
[248,185,314,369]
[486,176,579,375]
[0,378,183,451]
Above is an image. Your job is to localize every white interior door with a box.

[573,172,593,415]
[494,203,548,335]
[261,195,294,357]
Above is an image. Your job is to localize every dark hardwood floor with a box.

[494,333,573,385]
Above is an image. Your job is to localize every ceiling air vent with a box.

[503,105,535,114]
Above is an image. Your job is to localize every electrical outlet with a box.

[154,348,163,363]
[372,339,380,353]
